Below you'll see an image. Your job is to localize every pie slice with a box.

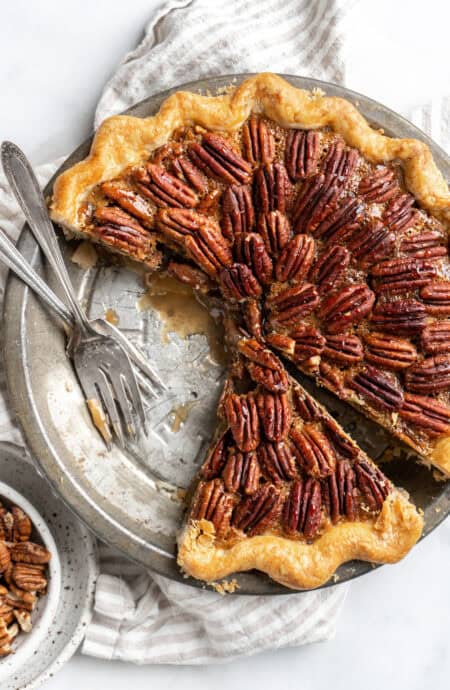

[49,73,450,588]
[177,336,422,590]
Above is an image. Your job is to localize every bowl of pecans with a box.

[0,480,61,682]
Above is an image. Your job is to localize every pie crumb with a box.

[71,241,98,269]
[210,579,240,595]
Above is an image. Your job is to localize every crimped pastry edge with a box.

[177,490,423,590]
[50,72,450,231]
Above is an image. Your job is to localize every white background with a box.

[1,1,449,689]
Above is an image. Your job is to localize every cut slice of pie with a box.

[177,336,422,590]
[49,73,450,588]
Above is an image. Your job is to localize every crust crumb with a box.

[71,241,98,269]
[210,578,240,595]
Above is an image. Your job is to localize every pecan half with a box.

[256,392,292,442]
[292,173,341,234]
[184,228,233,278]
[201,431,229,480]
[191,480,234,535]
[404,355,450,393]
[323,459,357,523]
[285,130,320,181]
[242,117,275,165]
[0,543,10,574]
[257,441,298,484]
[354,461,390,512]
[346,221,396,266]
[283,478,322,538]
[309,245,350,294]
[243,299,263,340]
[94,206,154,253]
[310,197,361,243]
[238,338,289,393]
[321,140,359,184]
[232,484,281,536]
[188,133,252,184]
[319,284,375,334]
[399,393,450,435]
[11,508,32,543]
[290,426,336,478]
[257,211,292,256]
[371,299,426,335]
[288,325,325,361]
[167,261,213,291]
[100,181,153,224]
[222,450,261,495]
[10,543,51,565]
[12,564,47,593]
[172,154,208,194]
[133,163,198,208]
[221,184,255,240]
[358,167,398,203]
[275,234,316,283]
[323,334,364,364]
[421,322,450,354]
[292,387,322,422]
[234,233,273,284]
[400,230,447,259]
[384,193,418,232]
[371,257,435,294]
[220,263,262,300]
[266,283,320,326]
[348,366,404,411]
[265,332,296,357]
[321,417,358,459]
[364,332,417,370]
[254,162,291,214]
[420,281,450,314]
[318,361,345,394]
[225,393,260,451]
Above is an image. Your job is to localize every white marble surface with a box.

[0,1,449,688]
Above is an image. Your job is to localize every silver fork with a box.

[1,142,149,448]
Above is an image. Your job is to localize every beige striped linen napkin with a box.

[0,0,447,665]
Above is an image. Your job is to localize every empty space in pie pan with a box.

[3,74,450,595]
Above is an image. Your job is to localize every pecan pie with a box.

[49,73,450,589]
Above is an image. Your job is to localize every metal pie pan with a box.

[3,74,450,595]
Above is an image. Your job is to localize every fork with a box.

[1,142,150,448]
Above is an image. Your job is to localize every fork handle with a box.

[0,227,73,327]
[1,141,91,337]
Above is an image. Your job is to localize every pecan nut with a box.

[172,154,208,194]
[237,338,289,392]
[94,206,154,254]
[188,133,252,184]
[274,234,316,283]
[12,564,47,593]
[266,283,320,326]
[243,299,263,340]
[404,355,450,393]
[133,163,199,208]
[310,197,361,243]
[254,162,291,214]
[257,211,292,256]
[255,391,292,442]
[201,431,229,479]
[309,245,349,294]
[100,181,153,224]
[319,284,375,334]
[167,261,213,292]
[234,233,273,284]
[420,281,450,314]
[220,263,262,300]
[232,484,281,536]
[371,257,435,294]
[383,193,418,232]
[346,221,396,266]
[242,116,275,165]
[321,140,359,184]
[421,322,450,354]
[292,173,341,234]
[222,450,261,495]
[323,334,364,365]
[9,542,51,565]
[290,426,336,478]
[225,393,260,451]
[358,167,398,203]
[323,459,357,523]
[257,441,298,484]
[285,130,320,181]
[348,366,404,411]
[287,325,325,362]
[399,393,450,435]
[400,230,447,259]
[191,480,234,535]
[364,332,417,370]
[221,184,255,240]
[265,332,296,357]
[283,478,322,539]
[318,361,345,394]
[321,417,358,459]
[291,387,322,422]
[11,508,32,544]
[0,542,10,574]
[371,299,426,335]
[355,461,390,512]
[184,229,233,277]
